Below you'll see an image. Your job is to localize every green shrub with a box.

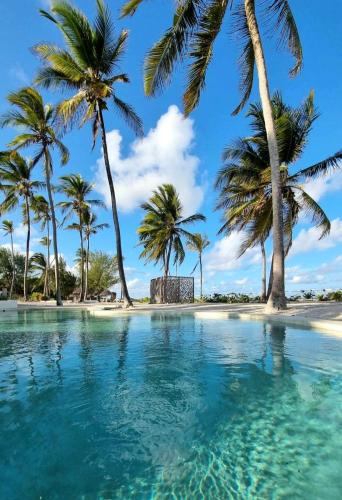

[30,292,44,302]
[327,290,342,301]
[139,296,150,303]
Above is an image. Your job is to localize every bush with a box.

[327,290,342,302]
[202,293,258,304]
[302,290,315,300]
[139,297,150,303]
[317,294,327,302]
[30,292,44,302]
[288,295,301,302]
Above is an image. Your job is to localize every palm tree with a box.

[187,233,210,300]
[122,0,303,310]
[83,209,109,300]
[30,252,49,294]
[0,87,69,306]
[215,92,341,301]
[32,195,52,298]
[0,152,43,300]
[138,184,205,281]
[58,174,104,302]
[34,0,143,307]
[1,220,15,299]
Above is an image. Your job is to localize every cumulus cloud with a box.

[289,218,342,256]
[303,169,342,201]
[234,277,249,285]
[204,231,261,273]
[94,105,205,215]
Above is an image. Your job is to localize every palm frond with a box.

[267,0,303,77]
[144,0,200,96]
[113,95,143,136]
[184,0,229,116]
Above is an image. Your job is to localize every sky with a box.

[0,0,341,298]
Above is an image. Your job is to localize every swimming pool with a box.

[0,310,341,499]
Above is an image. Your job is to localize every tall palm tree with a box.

[0,152,43,300]
[215,92,341,300]
[58,174,104,302]
[0,87,69,306]
[83,209,109,300]
[32,195,52,298]
[1,220,15,299]
[187,233,210,300]
[34,0,143,307]
[122,0,303,310]
[138,184,206,279]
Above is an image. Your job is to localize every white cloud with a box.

[204,231,261,273]
[303,169,342,201]
[234,277,248,285]
[94,105,205,215]
[289,218,342,256]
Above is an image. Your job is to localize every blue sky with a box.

[0,0,341,298]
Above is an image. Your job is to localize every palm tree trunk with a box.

[84,236,90,301]
[9,232,15,299]
[199,253,203,300]
[97,104,132,307]
[267,253,274,300]
[79,218,85,303]
[260,241,267,302]
[44,150,62,306]
[244,0,286,311]
[162,237,172,304]
[24,197,30,302]
[46,221,50,298]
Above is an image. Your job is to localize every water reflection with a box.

[0,312,341,499]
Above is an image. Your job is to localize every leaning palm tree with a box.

[32,195,52,298]
[122,0,303,310]
[1,220,15,299]
[0,152,43,300]
[138,184,206,280]
[216,92,341,300]
[83,209,109,300]
[58,174,104,302]
[0,87,69,306]
[34,0,143,307]
[187,233,210,300]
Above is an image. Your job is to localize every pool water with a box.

[0,310,341,499]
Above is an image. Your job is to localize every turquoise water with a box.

[0,310,341,499]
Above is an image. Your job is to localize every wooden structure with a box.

[150,276,194,304]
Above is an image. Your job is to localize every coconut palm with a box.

[1,220,15,299]
[187,233,210,300]
[34,0,143,307]
[83,209,109,300]
[216,92,341,300]
[58,174,104,302]
[122,0,304,310]
[138,184,206,279]
[0,152,43,300]
[30,252,49,293]
[32,195,52,298]
[0,87,69,306]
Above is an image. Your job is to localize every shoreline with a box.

[4,300,342,334]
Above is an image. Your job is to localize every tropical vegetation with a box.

[138,184,205,277]
[215,92,341,301]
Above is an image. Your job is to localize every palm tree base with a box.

[265,294,287,312]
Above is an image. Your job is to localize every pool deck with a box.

[12,300,342,334]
